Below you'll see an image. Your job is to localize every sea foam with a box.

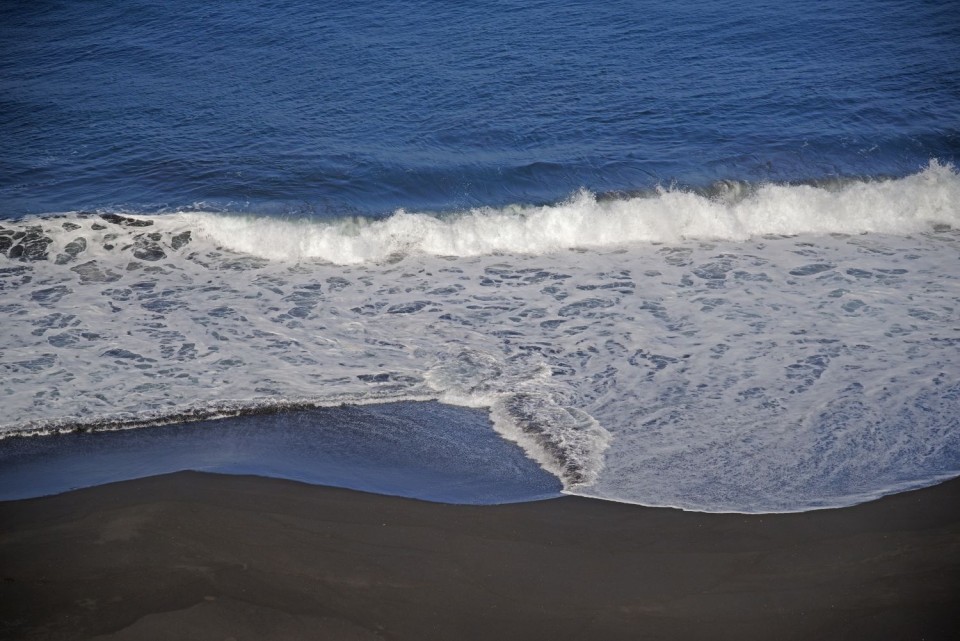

[180,161,960,264]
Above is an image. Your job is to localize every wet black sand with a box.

[2,471,959,640]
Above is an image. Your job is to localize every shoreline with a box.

[0,403,562,505]
[3,472,959,640]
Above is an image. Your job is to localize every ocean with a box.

[1,0,958,512]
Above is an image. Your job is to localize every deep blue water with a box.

[2,0,958,217]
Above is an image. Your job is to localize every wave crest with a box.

[2,162,957,266]
[194,161,959,264]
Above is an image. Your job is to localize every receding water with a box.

[0,402,562,504]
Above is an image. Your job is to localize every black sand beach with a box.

[2,471,959,640]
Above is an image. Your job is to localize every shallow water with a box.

[0,402,562,504]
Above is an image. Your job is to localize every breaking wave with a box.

[3,162,957,266]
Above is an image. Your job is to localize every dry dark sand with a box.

[1,472,959,640]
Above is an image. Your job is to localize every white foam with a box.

[177,161,960,264]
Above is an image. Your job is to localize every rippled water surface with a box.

[3,0,958,215]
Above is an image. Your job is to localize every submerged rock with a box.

[100,213,153,227]
[55,237,88,265]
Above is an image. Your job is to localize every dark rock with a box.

[100,213,153,227]
[12,228,53,261]
[171,231,192,250]
[133,240,166,261]
[55,237,88,265]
